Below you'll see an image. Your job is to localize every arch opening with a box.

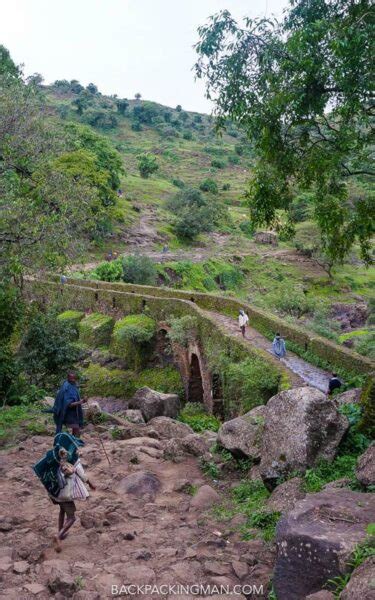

[188,353,204,403]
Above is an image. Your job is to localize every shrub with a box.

[182,131,193,140]
[137,153,159,178]
[57,310,85,337]
[167,315,198,347]
[239,220,255,237]
[131,121,143,132]
[122,254,157,285]
[179,408,220,432]
[110,314,156,370]
[266,283,316,317]
[19,310,80,387]
[199,178,218,194]
[91,259,123,282]
[78,313,114,347]
[222,183,231,191]
[82,364,136,398]
[211,158,226,169]
[228,154,240,165]
[172,178,185,189]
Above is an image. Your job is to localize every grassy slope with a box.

[47,88,374,357]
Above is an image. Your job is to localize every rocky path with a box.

[0,428,274,600]
[205,310,331,393]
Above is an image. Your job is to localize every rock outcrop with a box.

[356,444,375,487]
[116,471,161,500]
[334,388,361,406]
[273,489,375,600]
[266,477,305,514]
[217,405,266,460]
[130,387,180,421]
[147,416,193,439]
[259,387,348,489]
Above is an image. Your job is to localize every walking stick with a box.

[97,431,111,465]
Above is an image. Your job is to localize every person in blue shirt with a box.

[272,333,286,359]
[53,372,85,436]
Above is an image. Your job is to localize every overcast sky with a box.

[1,0,288,113]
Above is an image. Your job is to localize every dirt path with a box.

[0,430,273,599]
[205,310,331,393]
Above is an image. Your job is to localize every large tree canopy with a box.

[0,47,124,285]
[195,0,374,264]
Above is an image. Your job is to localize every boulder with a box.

[83,401,101,422]
[189,485,220,510]
[147,416,193,439]
[334,388,361,406]
[254,231,278,246]
[356,444,375,487]
[274,489,375,600]
[259,387,348,489]
[340,556,375,600]
[48,572,78,595]
[163,434,209,461]
[117,471,161,500]
[130,387,180,421]
[331,302,368,331]
[123,409,145,424]
[266,477,305,514]
[305,592,334,600]
[217,405,266,460]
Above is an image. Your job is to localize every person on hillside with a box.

[53,372,85,436]
[272,333,286,359]
[238,309,249,338]
[53,445,96,552]
[328,373,342,395]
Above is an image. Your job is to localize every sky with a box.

[0,0,288,113]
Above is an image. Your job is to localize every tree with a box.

[122,254,157,285]
[86,82,98,94]
[135,92,142,100]
[200,178,218,194]
[176,104,182,112]
[72,89,92,114]
[167,187,226,240]
[116,98,129,115]
[195,1,375,265]
[137,153,159,178]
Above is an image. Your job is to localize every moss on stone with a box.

[79,313,114,347]
[57,310,85,337]
[110,314,156,371]
[82,364,136,398]
[133,366,184,398]
[359,376,375,437]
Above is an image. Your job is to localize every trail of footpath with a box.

[0,431,274,599]
[204,310,331,393]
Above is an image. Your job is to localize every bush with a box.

[110,314,156,370]
[122,254,157,285]
[172,178,185,189]
[78,313,114,347]
[91,259,123,282]
[167,316,198,347]
[182,131,193,140]
[179,408,221,432]
[266,283,316,317]
[200,178,218,194]
[137,153,159,178]
[222,183,231,191]
[228,154,240,165]
[167,187,227,240]
[83,109,118,129]
[239,219,255,238]
[211,158,226,169]
[131,121,143,132]
[133,366,184,397]
[19,310,80,387]
[82,364,136,398]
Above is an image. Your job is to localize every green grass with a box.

[0,404,51,446]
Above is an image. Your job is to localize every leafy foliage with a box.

[166,187,226,240]
[167,316,198,347]
[179,403,221,432]
[195,2,375,265]
[137,153,159,178]
[122,254,157,285]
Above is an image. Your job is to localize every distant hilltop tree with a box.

[135,92,142,100]
[0,44,19,79]
[116,98,129,115]
[176,104,182,112]
[86,82,98,94]
[26,73,44,87]
[69,79,84,94]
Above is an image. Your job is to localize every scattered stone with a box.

[334,388,361,406]
[123,409,145,424]
[48,572,78,595]
[173,479,193,493]
[164,434,209,461]
[305,592,335,600]
[323,478,352,491]
[122,532,135,540]
[274,489,375,600]
[23,583,46,595]
[266,477,305,514]
[217,405,266,460]
[13,560,29,574]
[331,302,368,331]
[117,471,161,499]
[254,231,278,246]
[189,485,220,510]
[136,549,152,560]
[231,560,248,579]
[204,560,231,576]
[340,556,375,600]
[130,387,180,421]
[0,558,12,572]
[83,401,101,422]
[260,387,348,489]
[147,416,193,438]
[356,444,375,487]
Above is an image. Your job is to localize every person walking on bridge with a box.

[238,309,249,338]
[272,333,286,359]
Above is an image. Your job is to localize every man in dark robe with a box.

[53,372,85,436]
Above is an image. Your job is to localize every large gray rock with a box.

[117,471,161,500]
[189,485,220,510]
[356,444,375,488]
[163,434,209,461]
[334,388,361,406]
[123,409,145,424]
[147,416,193,439]
[217,405,266,460]
[130,387,180,421]
[259,387,348,489]
[274,489,375,600]
[340,556,375,600]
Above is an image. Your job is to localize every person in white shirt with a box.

[238,309,249,338]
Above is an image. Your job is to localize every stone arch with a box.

[188,353,204,403]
